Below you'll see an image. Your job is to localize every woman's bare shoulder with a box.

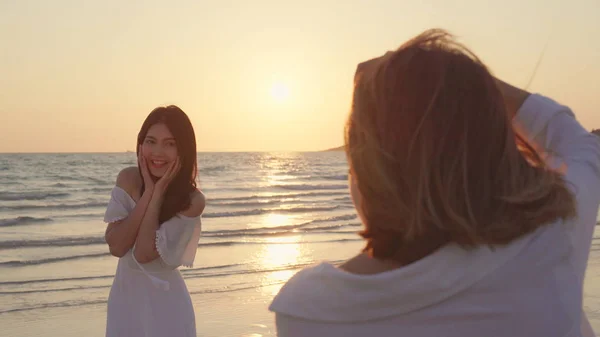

[181,189,206,218]
[115,166,142,199]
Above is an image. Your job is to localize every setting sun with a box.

[270,82,290,102]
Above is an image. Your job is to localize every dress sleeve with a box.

[103,186,134,224]
[514,94,600,337]
[155,215,202,268]
[513,94,600,278]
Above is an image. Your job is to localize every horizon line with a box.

[0,149,345,155]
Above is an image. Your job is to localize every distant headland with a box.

[324,146,344,151]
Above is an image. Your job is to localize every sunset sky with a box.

[1,0,599,152]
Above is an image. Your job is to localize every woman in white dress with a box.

[103,105,205,337]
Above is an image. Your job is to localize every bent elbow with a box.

[108,245,127,258]
[565,133,600,179]
[592,134,600,169]
[582,133,600,177]
[132,249,155,264]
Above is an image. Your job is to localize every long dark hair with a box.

[136,105,198,224]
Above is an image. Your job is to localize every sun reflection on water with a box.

[256,213,304,295]
[261,213,290,228]
[263,236,301,268]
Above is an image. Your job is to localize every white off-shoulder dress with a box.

[103,186,203,337]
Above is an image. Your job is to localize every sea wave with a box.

[210,195,352,209]
[200,165,228,174]
[43,175,111,185]
[85,177,110,185]
[61,212,104,219]
[209,199,285,208]
[0,201,107,211]
[79,187,113,193]
[210,237,358,246]
[203,205,345,218]
[0,216,53,227]
[0,212,359,250]
[0,299,107,315]
[50,183,70,188]
[204,214,358,237]
[321,174,348,180]
[0,274,114,286]
[45,175,83,182]
[272,183,347,191]
[0,191,70,201]
[0,260,345,297]
[0,263,249,287]
[0,235,359,256]
[0,252,108,267]
[0,236,106,249]
[209,190,348,202]
[0,284,109,295]
[0,280,292,314]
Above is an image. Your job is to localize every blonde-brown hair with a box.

[346,29,576,265]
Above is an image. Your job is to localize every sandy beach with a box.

[3,243,600,337]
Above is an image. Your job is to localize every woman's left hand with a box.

[154,157,181,197]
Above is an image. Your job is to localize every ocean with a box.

[1,152,600,337]
[0,152,364,337]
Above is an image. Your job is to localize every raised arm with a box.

[497,79,600,169]
[132,189,163,263]
[104,166,154,257]
[132,156,182,264]
[498,79,600,279]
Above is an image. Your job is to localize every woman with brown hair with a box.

[103,105,205,337]
[269,29,600,336]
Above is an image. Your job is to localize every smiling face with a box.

[141,123,178,178]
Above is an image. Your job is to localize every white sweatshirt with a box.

[269,94,600,337]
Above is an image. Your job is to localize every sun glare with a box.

[259,235,302,295]
[270,82,290,102]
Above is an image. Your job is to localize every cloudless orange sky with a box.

[1,0,599,152]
